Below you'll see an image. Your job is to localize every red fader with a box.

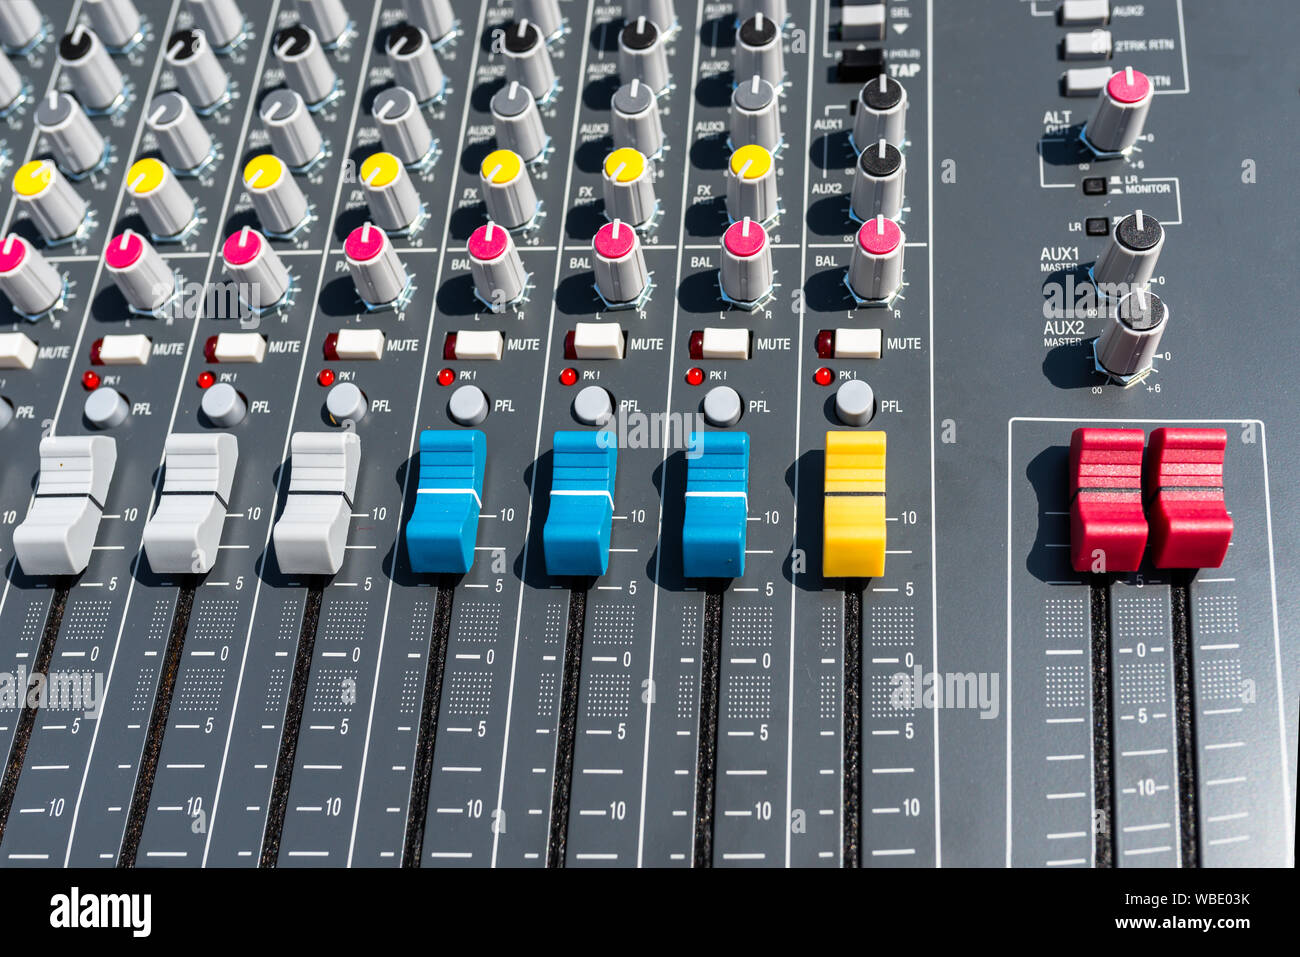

[1069,428,1148,573]
[1144,428,1234,568]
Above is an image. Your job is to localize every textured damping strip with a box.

[843,587,862,868]
[547,587,586,867]
[1091,578,1114,869]
[402,584,454,867]
[1169,573,1200,868]
[692,589,724,868]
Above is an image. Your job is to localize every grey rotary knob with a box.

[222,226,291,310]
[37,92,106,176]
[736,13,783,87]
[345,223,408,307]
[611,79,664,156]
[85,0,143,51]
[479,149,537,229]
[166,28,230,112]
[468,222,526,308]
[59,26,125,112]
[602,147,656,227]
[502,20,555,101]
[1092,209,1163,295]
[403,0,456,43]
[0,397,13,431]
[14,159,87,242]
[326,381,367,426]
[850,139,905,221]
[702,386,742,428]
[1096,289,1168,380]
[127,158,196,238]
[386,24,445,104]
[518,0,562,40]
[185,0,247,50]
[201,382,248,427]
[720,217,773,305]
[490,81,547,162]
[105,230,175,312]
[627,0,676,32]
[448,385,489,426]
[360,152,422,232]
[296,0,350,47]
[592,220,648,305]
[1085,66,1152,155]
[84,386,131,429]
[726,144,778,223]
[737,0,786,22]
[573,386,613,427]
[834,379,875,427]
[619,17,669,94]
[261,88,324,169]
[730,75,780,152]
[243,154,308,235]
[848,215,904,302]
[373,86,434,165]
[274,24,337,107]
[853,74,907,151]
[0,1,43,52]
[0,48,23,112]
[148,92,214,173]
[0,234,64,316]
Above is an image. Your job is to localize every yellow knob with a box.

[13,160,56,197]
[359,152,402,188]
[603,147,646,183]
[479,149,522,185]
[729,144,772,180]
[243,154,285,191]
[126,158,168,195]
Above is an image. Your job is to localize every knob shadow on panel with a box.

[435,273,482,317]
[318,275,369,317]
[582,75,620,112]
[590,18,623,53]
[517,449,553,589]
[789,449,827,592]
[555,271,602,316]
[675,267,725,316]
[688,132,730,172]
[1024,445,1076,584]
[448,202,489,242]
[470,75,503,114]
[563,198,606,242]
[803,266,854,312]
[648,450,689,591]
[573,134,614,175]
[1038,126,1089,167]
[699,14,736,49]
[458,136,497,177]
[693,70,733,109]
[683,195,727,240]
[810,131,856,173]
[255,459,296,588]
[806,195,854,238]
[90,283,134,324]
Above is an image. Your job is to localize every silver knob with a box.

[725,144,777,224]
[1096,289,1168,380]
[344,223,408,307]
[243,154,308,235]
[834,379,875,427]
[295,0,349,47]
[222,226,290,310]
[105,229,175,312]
[719,217,773,306]
[201,382,248,427]
[360,151,422,232]
[592,220,648,305]
[730,75,780,152]
[37,92,106,176]
[148,91,214,173]
[274,24,337,107]
[59,25,125,112]
[166,27,230,112]
[0,48,23,112]
[502,20,555,101]
[611,79,663,156]
[479,148,537,230]
[602,147,656,228]
[448,385,489,426]
[850,139,905,221]
[852,74,907,151]
[403,0,456,43]
[468,222,526,309]
[627,0,675,33]
[386,24,445,104]
[1085,66,1152,155]
[848,215,904,302]
[84,0,143,51]
[13,159,87,242]
[0,233,63,316]
[736,13,783,87]
[84,386,131,429]
[261,88,323,169]
[737,0,786,25]
[490,81,547,162]
[702,386,742,428]
[573,386,613,427]
[127,158,196,239]
[619,17,669,94]
[0,1,44,53]
[185,0,247,51]
[326,381,367,426]
[517,0,562,40]
[1092,209,1164,295]
[373,86,434,166]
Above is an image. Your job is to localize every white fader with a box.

[272,431,360,576]
[142,433,238,573]
[13,436,118,576]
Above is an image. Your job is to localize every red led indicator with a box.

[686,367,704,386]
[317,368,336,387]
[814,366,834,386]
[437,368,455,386]
[559,367,578,386]
[197,370,215,389]
[81,370,100,390]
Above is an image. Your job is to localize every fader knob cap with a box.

[736,13,783,87]
[201,382,248,427]
[1096,289,1168,379]
[127,158,197,239]
[148,92,215,172]
[59,26,125,112]
[730,75,781,152]
[326,381,367,426]
[345,223,408,306]
[490,81,547,162]
[592,220,648,305]
[261,88,324,169]
[502,20,555,101]
[0,1,43,53]
[186,0,247,51]
[0,234,64,315]
[611,79,664,156]
[702,386,743,428]
[850,139,905,221]
[618,16,669,94]
[295,0,350,47]
[517,0,563,40]
[852,74,907,151]
[105,230,175,311]
[448,385,489,426]
[1092,209,1163,294]
[222,227,291,310]
[468,222,527,308]
[573,386,613,427]
[166,28,230,111]
[36,92,106,176]
[719,217,773,305]
[84,386,130,429]
[13,159,87,242]
[85,0,143,51]
[1085,67,1152,155]
[403,0,456,43]
[373,86,434,165]
[274,24,337,107]
[479,149,537,229]
[834,379,875,427]
[848,215,904,302]
[386,24,445,103]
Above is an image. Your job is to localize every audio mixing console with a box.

[0,0,1291,870]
